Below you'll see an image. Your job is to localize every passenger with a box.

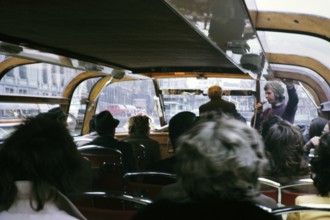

[261,120,315,193]
[287,132,330,220]
[121,115,161,169]
[43,106,68,126]
[157,116,279,211]
[146,111,197,174]
[199,85,244,122]
[253,79,299,131]
[0,115,93,219]
[260,115,284,139]
[302,117,327,159]
[85,110,138,173]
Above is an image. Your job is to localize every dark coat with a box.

[199,98,239,119]
[86,134,138,173]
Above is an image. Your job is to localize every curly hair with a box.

[264,120,309,177]
[175,116,267,202]
[310,132,330,196]
[0,115,93,211]
[128,115,151,136]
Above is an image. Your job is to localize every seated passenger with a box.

[146,111,197,174]
[85,110,138,173]
[287,132,330,220]
[261,120,316,193]
[121,115,161,169]
[157,115,279,211]
[302,117,327,159]
[0,114,93,219]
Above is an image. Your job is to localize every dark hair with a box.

[128,115,150,136]
[0,115,93,211]
[310,132,330,196]
[260,115,283,139]
[264,120,309,177]
[308,117,327,139]
[168,111,196,150]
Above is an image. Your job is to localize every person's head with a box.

[260,115,283,138]
[43,107,68,126]
[128,115,151,136]
[264,120,309,176]
[322,120,330,135]
[310,132,330,196]
[94,110,120,136]
[264,81,285,104]
[0,115,92,211]
[168,111,196,151]
[207,85,222,100]
[175,116,268,201]
[308,117,327,138]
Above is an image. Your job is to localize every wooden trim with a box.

[0,57,37,79]
[274,71,324,105]
[252,11,330,40]
[267,53,330,86]
[82,75,113,134]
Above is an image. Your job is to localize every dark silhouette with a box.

[0,115,92,219]
[85,110,137,173]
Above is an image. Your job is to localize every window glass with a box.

[0,63,81,96]
[96,79,159,132]
[158,77,256,123]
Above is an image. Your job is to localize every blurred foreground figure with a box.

[0,115,93,220]
[135,116,279,220]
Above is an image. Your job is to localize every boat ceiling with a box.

[0,0,246,75]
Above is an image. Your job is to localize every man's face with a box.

[264,88,277,104]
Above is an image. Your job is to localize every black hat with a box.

[45,107,68,120]
[95,111,120,134]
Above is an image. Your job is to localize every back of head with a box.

[175,116,267,201]
[94,110,120,135]
[264,120,308,176]
[168,111,196,150]
[208,85,222,100]
[128,115,150,135]
[261,115,283,138]
[0,115,92,210]
[310,132,330,196]
[42,107,68,125]
[264,81,285,102]
[308,117,327,138]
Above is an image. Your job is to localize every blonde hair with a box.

[208,85,222,100]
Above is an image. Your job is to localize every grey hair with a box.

[175,116,268,201]
[264,81,285,102]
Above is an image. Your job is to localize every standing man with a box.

[253,79,299,131]
[199,85,242,120]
